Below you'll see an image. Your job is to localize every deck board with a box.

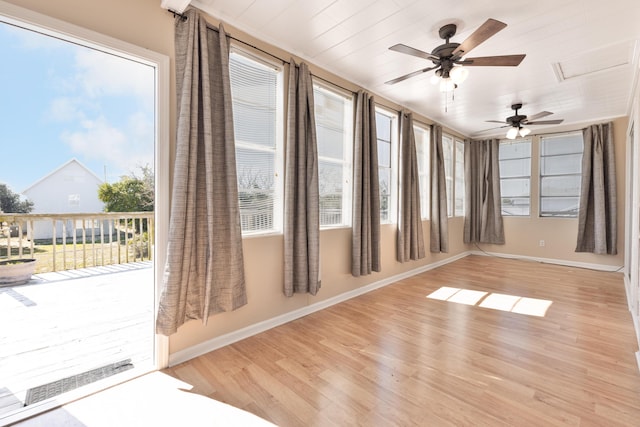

[0,261,154,416]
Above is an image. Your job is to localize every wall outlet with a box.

[539,240,545,247]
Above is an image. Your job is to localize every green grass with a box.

[0,238,151,273]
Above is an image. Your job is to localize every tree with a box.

[98,166,154,212]
[0,183,33,213]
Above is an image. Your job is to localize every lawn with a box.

[0,237,150,273]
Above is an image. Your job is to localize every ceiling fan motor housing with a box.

[507,103,526,125]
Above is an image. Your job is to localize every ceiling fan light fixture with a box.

[506,127,519,139]
[430,74,441,85]
[519,127,531,137]
[450,66,469,84]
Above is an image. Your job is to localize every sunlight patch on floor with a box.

[427,287,552,317]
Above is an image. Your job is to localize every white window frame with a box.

[312,80,353,229]
[442,133,455,217]
[499,138,532,216]
[454,137,465,217]
[413,121,431,220]
[375,106,399,224]
[539,132,584,218]
[0,1,170,423]
[229,46,285,236]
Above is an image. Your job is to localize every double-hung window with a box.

[413,123,430,219]
[313,82,353,228]
[375,107,398,224]
[539,132,583,217]
[499,139,531,216]
[229,49,284,235]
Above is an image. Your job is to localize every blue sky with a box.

[0,21,155,193]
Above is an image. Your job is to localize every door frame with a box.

[0,1,169,424]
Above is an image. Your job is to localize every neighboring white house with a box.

[22,159,105,240]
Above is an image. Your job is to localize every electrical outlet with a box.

[539,240,545,247]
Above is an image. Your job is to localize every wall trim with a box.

[633,310,640,373]
[469,250,624,273]
[168,251,470,366]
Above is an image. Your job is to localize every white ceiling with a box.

[169,0,640,138]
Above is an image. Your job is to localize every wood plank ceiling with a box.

[168,0,640,138]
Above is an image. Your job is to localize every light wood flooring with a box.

[164,255,640,426]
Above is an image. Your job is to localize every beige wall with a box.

[6,0,628,358]
[480,116,627,268]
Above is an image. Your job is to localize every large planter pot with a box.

[0,259,36,286]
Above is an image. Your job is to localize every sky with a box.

[0,20,155,193]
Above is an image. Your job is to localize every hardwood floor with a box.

[164,255,640,426]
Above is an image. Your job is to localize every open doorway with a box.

[0,3,168,423]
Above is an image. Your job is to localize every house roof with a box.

[22,158,104,194]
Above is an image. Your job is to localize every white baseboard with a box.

[168,251,471,367]
[469,250,624,273]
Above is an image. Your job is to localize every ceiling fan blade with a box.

[526,111,553,121]
[389,43,438,61]
[526,119,564,125]
[485,120,507,124]
[462,54,526,66]
[476,125,509,133]
[451,18,507,57]
[384,66,439,85]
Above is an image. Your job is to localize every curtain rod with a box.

[167,9,356,95]
[531,128,584,137]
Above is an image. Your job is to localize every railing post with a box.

[52,219,57,272]
[72,218,78,270]
[62,220,67,270]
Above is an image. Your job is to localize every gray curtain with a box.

[156,10,247,336]
[430,125,448,253]
[463,139,505,244]
[352,91,381,276]
[284,59,320,296]
[576,122,617,254]
[397,111,425,262]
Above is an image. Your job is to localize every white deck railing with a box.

[0,212,154,273]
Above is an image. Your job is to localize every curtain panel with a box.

[156,10,247,336]
[576,122,617,254]
[430,125,449,253]
[397,111,425,262]
[284,59,321,296]
[352,91,381,276]
[463,139,505,244]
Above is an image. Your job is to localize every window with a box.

[313,83,353,228]
[229,50,283,234]
[499,139,531,216]
[454,138,465,217]
[442,134,454,216]
[414,123,430,219]
[375,108,398,224]
[539,132,583,217]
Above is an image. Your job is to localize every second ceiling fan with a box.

[483,103,564,139]
[385,18,525,88]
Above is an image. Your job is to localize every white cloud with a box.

[61,114,153,180]
[74,49,155,101]
[47,97,84,122]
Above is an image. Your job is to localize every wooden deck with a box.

[0,261,155,417]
